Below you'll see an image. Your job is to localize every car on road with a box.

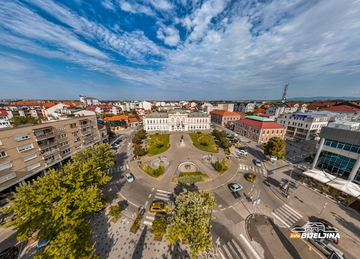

[315,218,339,244]
[124,173,134,183]
[229,183,243,192]
[0,246,19,259]
[308,239,345,258]
[246,173,257,182]
[254,159,261,167]
[149,201,168,213]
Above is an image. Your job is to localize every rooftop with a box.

[245,115,274,122]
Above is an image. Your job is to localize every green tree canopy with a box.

[0,144,114,259]
[167,189,216,258]
[133,146,146,157]
[11,116,39,126]
[263,137,286,159]
[151,217,167,238]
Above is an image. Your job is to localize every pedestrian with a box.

[249,195,253,201]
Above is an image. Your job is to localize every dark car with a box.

[0,246,19,259]
[316,218,339,244]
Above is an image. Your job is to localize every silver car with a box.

[124,173,134,183]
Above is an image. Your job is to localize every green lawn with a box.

[146,134,170,156]
[189,133,218,153]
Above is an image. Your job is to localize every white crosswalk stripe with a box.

[218,239,246,259]
[142,189,173,226]
[272,204,303,228]
[239,164,267,175]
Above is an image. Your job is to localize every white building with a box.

[79,95,99,106]
[277,112,331,140]
[138,100,152,110]
[0,109,11,129]
[44,103,71,119]
[266,103,308,118]
[143,110,211,132]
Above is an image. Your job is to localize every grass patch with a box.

[146,134,170,156]
[178,171,205,184]
[139,163,165,178]
[214,158,231,175]
[189,133,218,153]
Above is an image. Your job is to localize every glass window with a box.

[344,143,351,151]
[325,140,331,146]
[337,142,345,149]
[350,144,359,153]
[330,141,338,148]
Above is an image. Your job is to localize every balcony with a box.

[80,123,91,129]
[38,140,58,149]
[45,156,62,167]
[82,130,91,136]
[41,148,60,158]
[84,140,93,146]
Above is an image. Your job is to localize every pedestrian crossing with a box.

[217,238,249,259]
[143,189,172,226]
[271,204,303,228]
[107,164,129,174]
[239,164,267,175]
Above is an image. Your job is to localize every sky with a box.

[1,0,360,101]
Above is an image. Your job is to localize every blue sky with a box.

[1,0,360,101]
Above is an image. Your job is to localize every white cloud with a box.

[119,0,154,16]
[156,25,180,46]
[102,0,115,10]
[147,0,173,11]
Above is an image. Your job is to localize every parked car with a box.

[308,239,345,258]
[0,246,19,259]
[149,201,168,213]
[246,173,257,182]
[124,173,134,183]
[229,183,243,192]
[315,218,339,244]
[254,159,261,167]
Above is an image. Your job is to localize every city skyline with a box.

[1,0,360,100]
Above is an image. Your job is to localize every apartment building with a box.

[210,110,244,127]
[233,116,285,144]
[0,115,100,192]
[312,123,360,183]
[143,110,210,132]
[277,113,331,140]
[0,109,11,129]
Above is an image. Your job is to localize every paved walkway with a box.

[128,132,239,192]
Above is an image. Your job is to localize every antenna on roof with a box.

[281,84,288,103]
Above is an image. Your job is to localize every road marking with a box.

[157,189,172,194]
[145,200,148,206]
[119,192,140,207]
[143,221,152,226]
[222,243,233,259]
[221,208,226,211]
[148,194,152,198]
[231,239,246,258]
[227,241,238,259]
[271,212,290,228]
[217,247,226,259]
[239,234,262,259]
[283,204,303,218]
[145,215,155,220]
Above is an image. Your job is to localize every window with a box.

[23,153,37,162]
[70,123,77,128]
[59,134,67,139]
[56,126,65,131]
[18,143,34,152]
[74,137,81,142]
[72,130,79,136]
[344,143,351,151]
[0,162,12,171]
[61,141,69,147]
[0,151,6,158]
[13,133,30,141]
[27,162,40,172]
[62,148,71,155]
[0,172,16,184]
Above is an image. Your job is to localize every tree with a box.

[151,217,167,238]
[108,205,121,218]
[214,161,223,172]
[133,146,146,157]
[0,144,114,259]
[167,189,216,258]
[132,135,142,144]
[11,116,39,126]
[263,137,286,159]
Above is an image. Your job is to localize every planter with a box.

[130,225,140,234]
[154,236,163,241]
[111,215,121,223]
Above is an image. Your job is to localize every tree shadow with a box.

[174,183,199,195]
[161,240,190,259]
[131,226,147,259]
[330,210,360,241]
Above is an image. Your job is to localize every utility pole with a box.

[319,202,328,215]
[253,190,261,217]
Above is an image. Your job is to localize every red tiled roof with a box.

[15,100,41,105]
[103,115,128,121]
[210,110,242,116]
[320,105,360,112]
[0,109,8,116]
[128,118,138,123]
[43,103,56,108]
[236,118,284,129]
[307,101,336,110]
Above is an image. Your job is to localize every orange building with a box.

[210,109,246,126]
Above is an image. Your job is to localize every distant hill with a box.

[288,96,360,101]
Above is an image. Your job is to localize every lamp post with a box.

[319,202,328,215]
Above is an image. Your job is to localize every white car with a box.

[229,183,243,192]
[124,173,134,183]
[255,159,261,167]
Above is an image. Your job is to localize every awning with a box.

[326,179,360,198]
[303,169,337,183]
